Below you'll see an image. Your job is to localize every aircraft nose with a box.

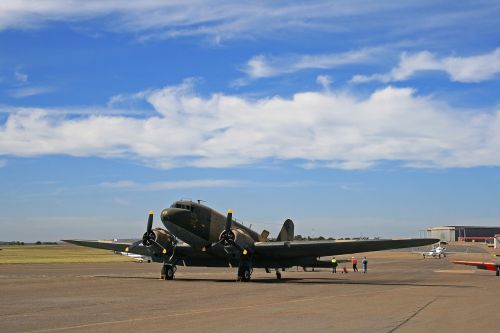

[161,208,191,227]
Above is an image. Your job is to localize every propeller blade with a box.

[225,209,233,233]
[146,210,154,233]
[202,239,223,251]
[148,238,168,255]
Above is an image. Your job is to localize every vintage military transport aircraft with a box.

[65,200,438,282]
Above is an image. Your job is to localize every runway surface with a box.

[1,252,498,333]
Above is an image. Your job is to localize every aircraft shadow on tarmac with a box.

[89,275,474,288]
[87,275,160,280]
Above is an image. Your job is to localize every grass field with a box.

[0,244,132,264]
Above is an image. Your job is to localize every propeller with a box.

[125,210,168,255]
[202,209,249,255]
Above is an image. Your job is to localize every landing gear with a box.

[275,269,282,280]
[496,266,499,276]
[161,264,176,280]
[237,265,252,282]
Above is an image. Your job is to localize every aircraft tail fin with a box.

[277,219,294,242]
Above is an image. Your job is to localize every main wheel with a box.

[161,265,175,280]
[496,267,499,276]
[238,266,251,282]
[276,271,282,280]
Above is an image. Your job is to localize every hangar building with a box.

[426,226,500,243]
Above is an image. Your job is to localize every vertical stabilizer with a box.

[277,219,294,241]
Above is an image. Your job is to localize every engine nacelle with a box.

[143,228,176,251]
[220,228,254,250]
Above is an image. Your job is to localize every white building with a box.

[426,226,500,243]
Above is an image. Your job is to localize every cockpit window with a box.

[174,203,192,211]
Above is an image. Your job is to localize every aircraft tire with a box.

[238,266,251,282]
[162,264,175,280]
[496,267,499,276]
[276,271,282,280]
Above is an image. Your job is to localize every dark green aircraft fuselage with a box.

[161,200,260,250]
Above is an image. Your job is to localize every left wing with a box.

[254,238,439,259]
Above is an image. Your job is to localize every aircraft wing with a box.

[63,239,201,259]
[63,239,232,266]
[452,260,499,272]
[253,238,439,259]
[63,239,151,256]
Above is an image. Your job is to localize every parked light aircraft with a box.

[116,251,152,263]
[65,200,438,282]
[414,244,456,258]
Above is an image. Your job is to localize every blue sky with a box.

[1,1,500,241]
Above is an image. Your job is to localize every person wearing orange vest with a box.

[352,257,358,272]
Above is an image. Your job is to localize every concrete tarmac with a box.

[1,252,498,333]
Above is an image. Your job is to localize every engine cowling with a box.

[220,228,254,250]
[143,228,176,251]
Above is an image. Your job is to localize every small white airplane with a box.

[116,251,152,263]
[414,244,456,259]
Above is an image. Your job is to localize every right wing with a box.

[63,239,149,255]
[63,239,227,266]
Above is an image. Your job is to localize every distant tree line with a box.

[0,241,25,245]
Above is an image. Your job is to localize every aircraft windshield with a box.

[173,203,192,211]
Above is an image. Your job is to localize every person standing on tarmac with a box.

[331,257,338,273]
[362,257,368,273]
[352,257,358,272]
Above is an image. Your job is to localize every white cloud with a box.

[352,48,500,83]
[2,1,494,45]
[14,70,28,84]
[1,79,500,169]
[99,179,312,191]
[316,75,333,90]
[0,1,378,41]
[9,86,54,98]
[242,48,381,80]
[100,179,248,191]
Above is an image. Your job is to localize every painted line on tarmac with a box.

[387,297,439,333]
